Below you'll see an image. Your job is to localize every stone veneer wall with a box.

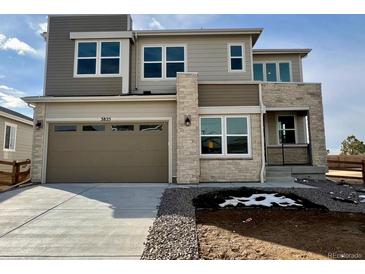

[176,73,200,184]
[199,114,262,182]
[262,83,327,168]
[31,103,46,183]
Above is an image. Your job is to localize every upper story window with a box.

[253,62,291,82]
[75,40,121,77]
[143,45,186,80]
[228,43,245,72]
[3,122,16,151]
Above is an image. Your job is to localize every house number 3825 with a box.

[100,117,111,121]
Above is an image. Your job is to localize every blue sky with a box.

[0,14,364,154]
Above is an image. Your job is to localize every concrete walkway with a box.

[0,183,167,259]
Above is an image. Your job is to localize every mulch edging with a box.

[141,181,365,260]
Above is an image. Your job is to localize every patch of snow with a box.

[242,218,252,223]
[219,193,303,208]
[359,195,365,203]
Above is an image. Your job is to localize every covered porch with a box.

[264,109,312,166]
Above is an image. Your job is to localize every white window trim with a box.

[74,40,122,78]
[276,114,297,145]
[227,43,246,72]
[142,44,163,80]
[199,115,252,158]
[200,116,224,156]
[3,122,17,152]
[253,61,292,82]
[141,44,187,81]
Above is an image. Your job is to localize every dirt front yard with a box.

[197,209,365,260]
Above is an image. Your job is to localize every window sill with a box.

[3,149,16,152]
[200,155,253,160]
[253,80,292,83]
[141,78,177,81]
[228,69,246,73]
[74,74,123,78]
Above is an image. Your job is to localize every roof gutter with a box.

[135,28,263,36]
[22,95,177,104]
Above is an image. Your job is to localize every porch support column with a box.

[31,103,46,183]
[176,72,200,184]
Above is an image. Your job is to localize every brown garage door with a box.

[46,122,168,183]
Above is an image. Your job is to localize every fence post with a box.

[362,160,365,185]
[15,162,20,184]
[11,161,17,184]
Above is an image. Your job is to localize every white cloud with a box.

[132,15,217,30]
[148,18,165,30]
[0,85,28,108]
[27,19,47,35]
[0,33,37,55]
[0,34,6,44]
[37,22,47,34]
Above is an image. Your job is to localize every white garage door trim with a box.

[42,116,173,184]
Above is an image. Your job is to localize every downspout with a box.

[259,83,266,183]
[134,32,138,92]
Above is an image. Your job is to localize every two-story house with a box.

[23,15,327,184]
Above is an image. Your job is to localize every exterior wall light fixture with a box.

[35,120,43,130]
[184,115,191,126]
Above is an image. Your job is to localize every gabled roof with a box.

[253,48,311,58]
[135,28,263,46]
[0,106,33,125]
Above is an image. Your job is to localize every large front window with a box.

[75,41,121,76]
[143,45,185,79]
[278,115,296,144]
[253,62,291,82]
[226,117,248,154]
[200,116,250,156]
[201,118,223,154]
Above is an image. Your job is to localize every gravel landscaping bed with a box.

[298,179,365,212]
[141,188,205,259]
[141,180,365,260]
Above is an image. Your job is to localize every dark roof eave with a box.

[0,106,33,122]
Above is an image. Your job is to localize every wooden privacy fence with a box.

[327,156,365,184]
[328,155,365,169]
[0,159,31,186]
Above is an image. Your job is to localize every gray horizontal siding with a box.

[0,116,33,161]
[198,84,259,106]
[46,15,130,96]
[253,54,303,82]
[131,35,253,94]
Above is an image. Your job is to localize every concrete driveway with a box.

[0,183,167,259]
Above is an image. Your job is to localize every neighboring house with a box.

[23,15,327,184]
[0,106,33,162]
